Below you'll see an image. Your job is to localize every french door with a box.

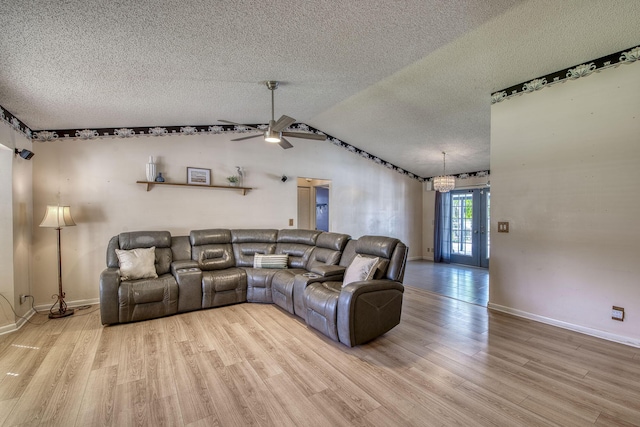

[450,188,490,268]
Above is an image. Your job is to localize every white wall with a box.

[30,133,422,306]
[0,134,15,328]
[0,125,33,330]
[422,185,435,260]
[490,62,640,345]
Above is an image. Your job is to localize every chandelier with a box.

[432,152,455,193]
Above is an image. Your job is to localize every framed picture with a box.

[187,167,211,185]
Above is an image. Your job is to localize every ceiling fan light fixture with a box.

[264,129,281,143]
[433,151,456,193]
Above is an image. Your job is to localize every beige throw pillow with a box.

[115,247,158,280]
[253,254,288,269]
[342,254,379,287]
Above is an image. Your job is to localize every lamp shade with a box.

[39,205,76,228]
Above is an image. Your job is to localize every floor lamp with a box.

[40,205,76,319]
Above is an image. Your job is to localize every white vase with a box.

[146,156,157,182]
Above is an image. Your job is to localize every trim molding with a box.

[0,308,36,336]
[488,302,640,349]
[0,298,100,335]
[33,297,100,313]
[491,45,640,104]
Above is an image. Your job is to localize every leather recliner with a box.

[99,231,183,324]
[273,231,350,316]
[303,236,408,347]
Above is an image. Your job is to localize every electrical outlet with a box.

[20,294,28,305]
[612,306,624,321]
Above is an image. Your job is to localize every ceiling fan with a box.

[220,81,326,149]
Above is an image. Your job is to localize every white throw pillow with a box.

[115,247,158,280]
[342,254,380,287]
[253,254,289,269]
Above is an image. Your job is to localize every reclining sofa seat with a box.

[273,231,351,315]
[100,231,188,324]
[229,228,279,302]
[188,229,247,309]
[303,236,408,347]
[269,229,320,306]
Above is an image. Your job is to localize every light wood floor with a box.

[1,287,639,426]
[404,260,489,306]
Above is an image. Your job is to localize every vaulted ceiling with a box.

[1,1,639,178]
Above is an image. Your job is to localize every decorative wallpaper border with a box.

[2,106,493,183]
[0,105,33,139]
[491,45,639,104]
[23,121,489,183]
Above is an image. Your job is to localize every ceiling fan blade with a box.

[279,137,293,149]
[272,115,296,133]
[231,134,263,142]
[282,131,326,141]
[219,120,260,131]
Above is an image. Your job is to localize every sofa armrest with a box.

[99,268,121,325]
[173,264,203,313]
[171,260,199,276]
[308,264,346,278]
[337,280,404,347]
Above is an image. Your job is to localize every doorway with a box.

[450,188,490,267]
[314,186,329,231]
[297,178,331,231]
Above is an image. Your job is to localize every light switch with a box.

[498,222,509,233]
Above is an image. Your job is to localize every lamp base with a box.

[49,308,75,319]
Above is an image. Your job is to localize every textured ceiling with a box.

[1,0,639,178]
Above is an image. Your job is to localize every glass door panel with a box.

[450,188,490,267]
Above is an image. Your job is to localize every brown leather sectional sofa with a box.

[99,228,408,346]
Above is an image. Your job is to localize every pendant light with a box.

[432,151,455,193]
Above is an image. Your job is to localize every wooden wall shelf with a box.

[136,181,252,195]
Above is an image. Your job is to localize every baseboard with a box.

[34,297,100,312]
[488,303,640,349]
[1,298,100,335]
[0,308,36,336]
[407,256,434,262]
